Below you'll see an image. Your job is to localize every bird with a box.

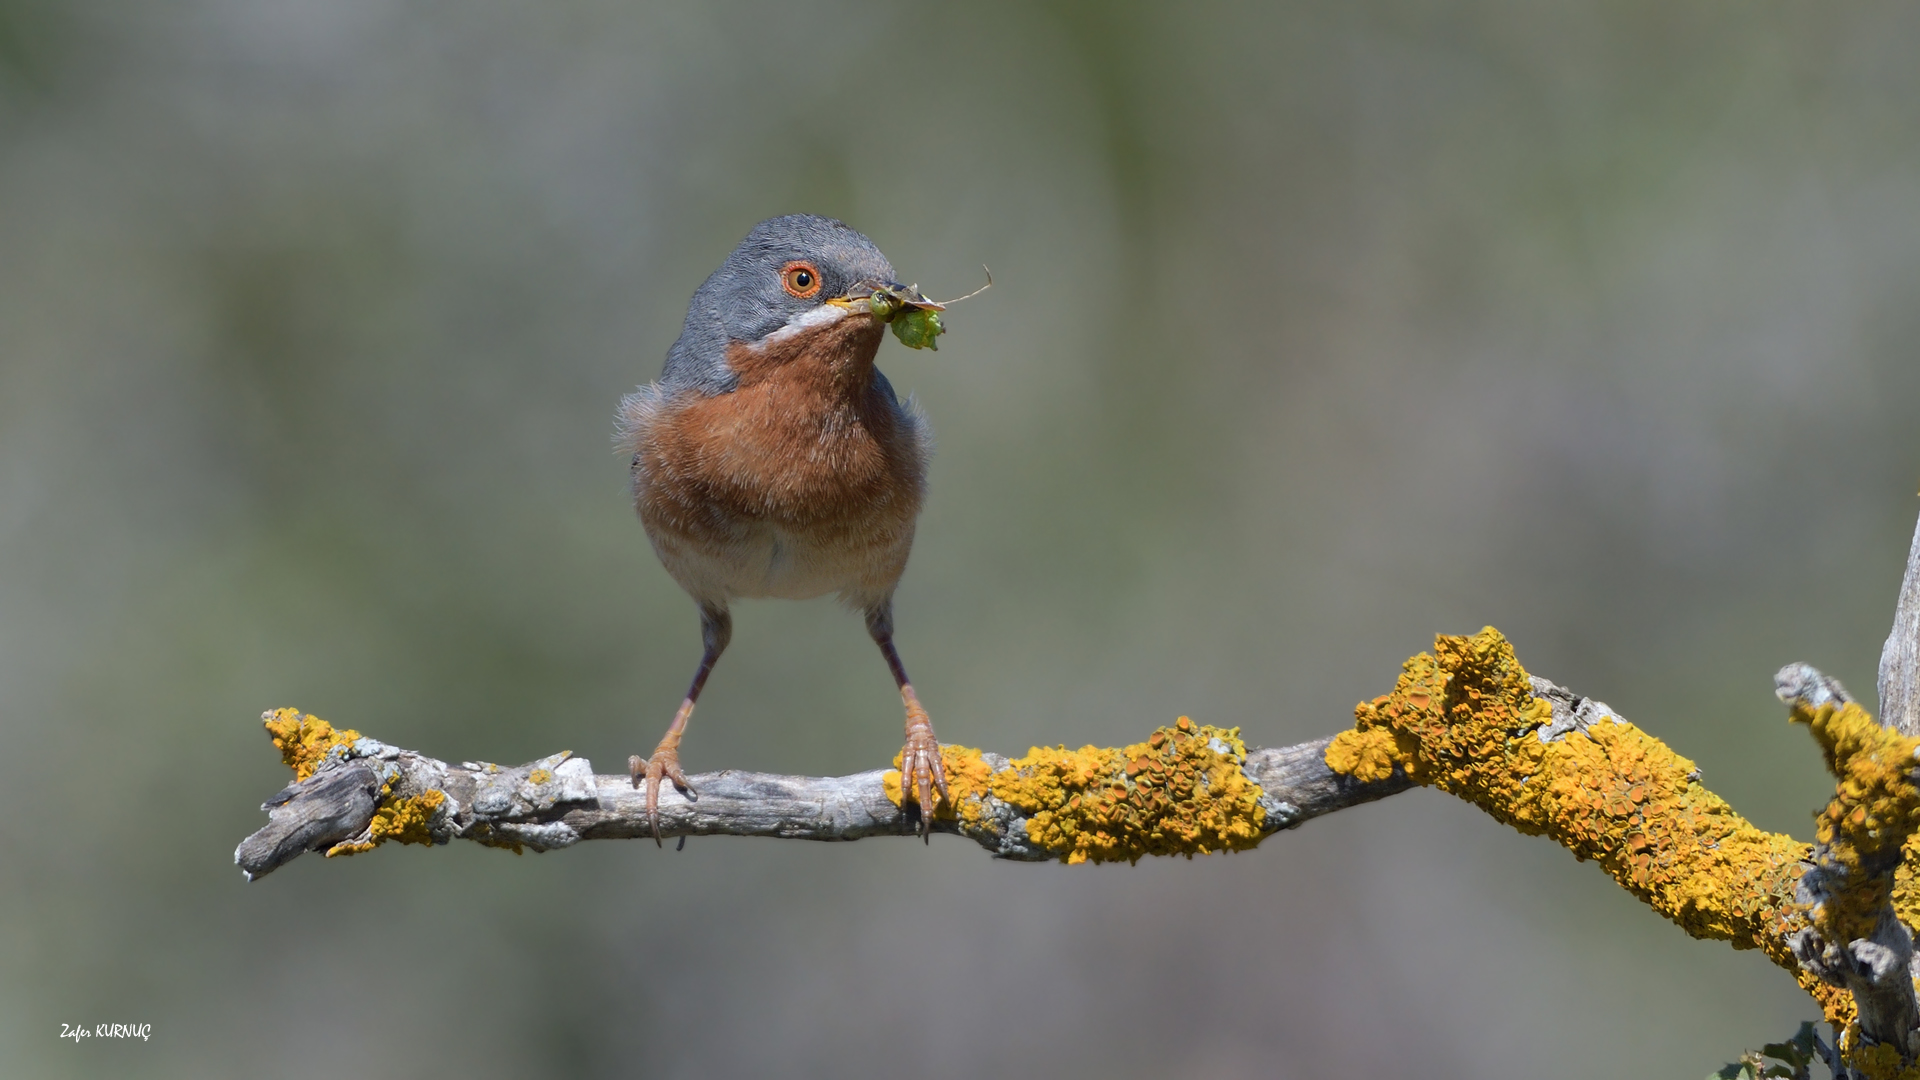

[616,214,951,844]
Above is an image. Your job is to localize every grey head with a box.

[661,214,897,394]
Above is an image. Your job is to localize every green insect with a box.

[864,270,990,352]
[866,285,948,351]
[889,306,946,351]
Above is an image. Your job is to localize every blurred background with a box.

[4,2,1919,1076]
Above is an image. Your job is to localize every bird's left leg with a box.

[866,600,948,839]
[631,602,731,845]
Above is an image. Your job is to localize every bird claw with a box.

[898,711,948,842]
[630,747,696,847]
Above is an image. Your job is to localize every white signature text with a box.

[60,1023,151,1043]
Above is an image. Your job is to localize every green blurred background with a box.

[5,2,1919,1076]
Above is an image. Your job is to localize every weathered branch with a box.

[231,501,1920,1077]
[1776,663,1920,1059]
[231,630,1920,1074]
[1880,500,1920,738]
[233,714,1412,880]
[1322,631,1834,1013]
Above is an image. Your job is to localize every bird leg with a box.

[867,602,948,839]
[632,604,731,845]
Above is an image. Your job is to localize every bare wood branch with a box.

[1880,502,1920,738]
[233,728,1412,880]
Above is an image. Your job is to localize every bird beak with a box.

[828,281,945,320]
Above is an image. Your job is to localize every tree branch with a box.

[233,713,1412,881]
[229,501,1920,1076]
[1880,500,1920,737]
[1776,663,1920,1059]
[229,629,1920,1071]
[226,636,1866,1011]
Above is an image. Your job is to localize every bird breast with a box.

[621,315,929,605]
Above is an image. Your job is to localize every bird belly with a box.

[644,508,915,608]
[623,377,926,610]
[703,520,897,600]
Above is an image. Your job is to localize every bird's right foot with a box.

[630,703,697,846]
[897,685,949,841]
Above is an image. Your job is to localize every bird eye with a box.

[780,261,822,299]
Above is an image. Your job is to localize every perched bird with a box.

[617,214,951,842]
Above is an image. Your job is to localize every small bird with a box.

[617,214,951,842]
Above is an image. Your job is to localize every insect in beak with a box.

[838,270,990,352]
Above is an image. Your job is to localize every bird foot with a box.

[898,686,949,841]
[629,738,696,847]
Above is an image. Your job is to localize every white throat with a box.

[761,303,854,347]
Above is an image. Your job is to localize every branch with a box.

[230,501,1920,1076]
[233,712,1411,880]
[1880,500,1920,737]
[1777,662,1920,1064]
[1320,630,1836,1019]
[233,626,1920,1073]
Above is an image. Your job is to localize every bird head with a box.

[662,215,942,392]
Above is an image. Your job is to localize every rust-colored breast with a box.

[622,312,929,607]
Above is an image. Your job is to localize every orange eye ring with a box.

[780,261,823,300]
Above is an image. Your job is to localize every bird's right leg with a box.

[631,603,731,845]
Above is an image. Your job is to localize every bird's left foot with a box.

[898,685,949,841]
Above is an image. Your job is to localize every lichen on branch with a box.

[883,716,1268,864]
[1774,664,1920,1074]
[263,708,361,781]
[325,789,447,857]
[1790,692,1920,946]
[1326,628,1838,1020]
[237,614,1920,1072]
[254,709,457,862]
[238,707,1351,881]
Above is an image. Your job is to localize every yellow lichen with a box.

[1326,628,1843,1024]
[325,789,447,857]
[882,744,996,834]
[1847,1038,1911,1080]
[1324,725,1414,783]
[262,707,361,781]
[885,717,1267,864]
[1789,698,1920,948]
[1894,834,1920,936]
[261,708,445,860]
[1785,694,1920,1074]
